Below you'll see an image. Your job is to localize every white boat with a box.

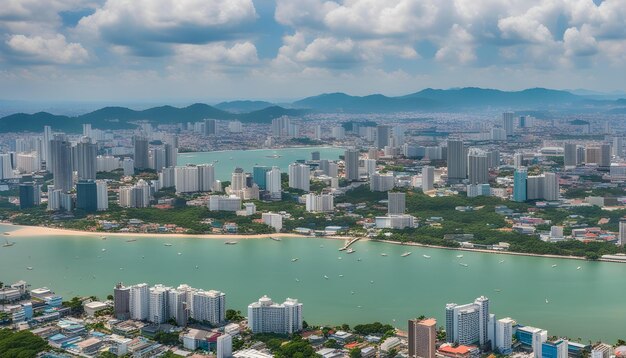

[225,241,238,245]
[295,278,300,282]
[164,243,173,247]
[370,280,374,284]
[350,291,355,295]
[494,289,502,292]
[26,267,33,270]
[270,237,282,242]
[459,263,469,267]
[346,248,356,254]
[195,265,199,269]
[100,236,107,240]
[545,298,549,304]
[423,255,431,259]
[320,245,324,248]
[3,239,15,247]
[291,258,298,262]
[324,275,329,279]
[101,248,106,252]
[338,257,342,260]
[551,264,557,268]
[357,305,362,308]
[456,254,464,258]
[381,253,388,256]
[577,266,581,270]
[339,274,344,277]
[498,260,505,264]
[177,252,182,255]
[401,252,412,257]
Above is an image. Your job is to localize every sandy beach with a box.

[2,223,316,240]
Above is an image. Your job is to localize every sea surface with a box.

[1,225,625,342]
[177,147,345,181]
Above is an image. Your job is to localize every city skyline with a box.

[1,0,626,102]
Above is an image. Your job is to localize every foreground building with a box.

[248,296,303,334]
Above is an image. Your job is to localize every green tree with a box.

[350,348,362,358]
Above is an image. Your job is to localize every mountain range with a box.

[1,87,624,132]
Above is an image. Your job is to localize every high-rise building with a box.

[600,144,612,167]
[217,334,233,358]
[445,296,490,346]
[119,179,151,208]
[76,139,97,180]
[266,167,282,200]
[422,166,434,191]
[514,152,524,169]
[149,147,166,172]
[288,163,310,191]
[19,182,40,209]
[174,165,199,193]
[165,136,178,168]
[408,318,436,358]
[344,149,359,181]
[331,126,346,139]
[76,180,98,212]
[231,168,246,191]
[247,296,302,334]
[305,193,334,212]
[618,220,626,247]
[447,140,466,183]
[376,125,391,149]
[486,150,500,169]
[542,339,569,358]
[585,146,602,165]
[543,173,559,201]
[253,166,271,190]
[387,192,406,215]
[198,164,215,192]
[516,326,548,358]
[208,195,241,212]
[148,284,169,324]
[311,151,320,161]
[133,136,149,170]
[314,125,322,140]
[613,137,625,158]
[563,143,577,167]
[167,288,188,327]
[114,283,130,320]
[42,125,52,166]
[0,153,13,179]
[129,283,149,321]
[370,172,394,192]
[496,317,514,354]
[468,149,489,185]
[262,212,283,232]
[122,157,134,176]
[502,112,515,136]
[513,168,527,202]
[49,135,73,192]
[204,119,217,136]
[191,290,226,325]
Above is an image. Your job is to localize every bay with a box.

[1,224,624,342]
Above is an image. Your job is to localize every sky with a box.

[1,0,625,102]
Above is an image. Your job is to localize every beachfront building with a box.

[248,296,303,334]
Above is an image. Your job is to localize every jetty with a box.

[338,237,360,251]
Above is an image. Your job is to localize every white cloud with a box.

[435,24,476,64]
[498,16,554,44]
[175,42,258,65]
[563,26,598,57]
[6,34,88,64]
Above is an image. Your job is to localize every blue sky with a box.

[1,0,625,102]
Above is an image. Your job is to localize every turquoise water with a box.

[177,147,344,181]
[1,224,625,342]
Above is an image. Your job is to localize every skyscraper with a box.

[445,296,490,346]
[266,167,282,200]
[468,149,489,184]
[129,283,149,321]
[496,317,515,354]
[197,164,215,192]
[513,168,527,202]
[217,334,233,358]
[600,143,612,167]
[387,192,406,215]
[253,166,271,190]
[19,182,39,209]
[149,284,169,324]
[344,149,359,181]
[564,143,578,167]
[370,172,394,192]
[76,180,98,212]
[133,136,149,170]
[408,318,436,358]
[164,137,178,168]
[204,119,217,136]
[502,112,515,136]
[288,163,310,191]
[114,283,130,320]
[543,172,559,201]
[42,125,52,166]
[376,125,391,149]
[49,135,73,192]
[422,166,434,191]
[619,220,626,247]
[447,140,466,183]
[76,139,97,180]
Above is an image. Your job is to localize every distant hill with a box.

[292,87,584,112]
[215,100,275,113]
[0,103,305,133]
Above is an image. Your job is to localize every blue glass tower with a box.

[253,166,271,190]
[513,168,527,202]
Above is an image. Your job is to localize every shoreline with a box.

[3,223,623,264]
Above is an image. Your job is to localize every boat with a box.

[265,154,282,158]
[164,243,173,247]
[370,280,374,284]
[577,266,581,270]
[225,241,238,245]
[545,298,549,304]
[177,252,182,255]
[101,248,107,252]
[357,258,362,262]
[339,274,344,277]
[270,237,282,242]
[320,245,324,248]
[3,239,15,247]
[338,257,342,260]
[126,239,137,242]
[346,248,356,254]
[551,264,557,268]
[350,291,355,295]
[459,263,469,267]
[494,289,502,292]
[357,305,362,308]
[26,267,33,270]
[100,236,107,240]
[195,265,199,269]
[498,260,505,264]
[456,254,464,258]
[423,255,431,259]
[381,253,388,256]
[324,275,329,280]
[295,278,300,282]
[291,258,298,262]
[3,232,10,235]
[401,252,412,257]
